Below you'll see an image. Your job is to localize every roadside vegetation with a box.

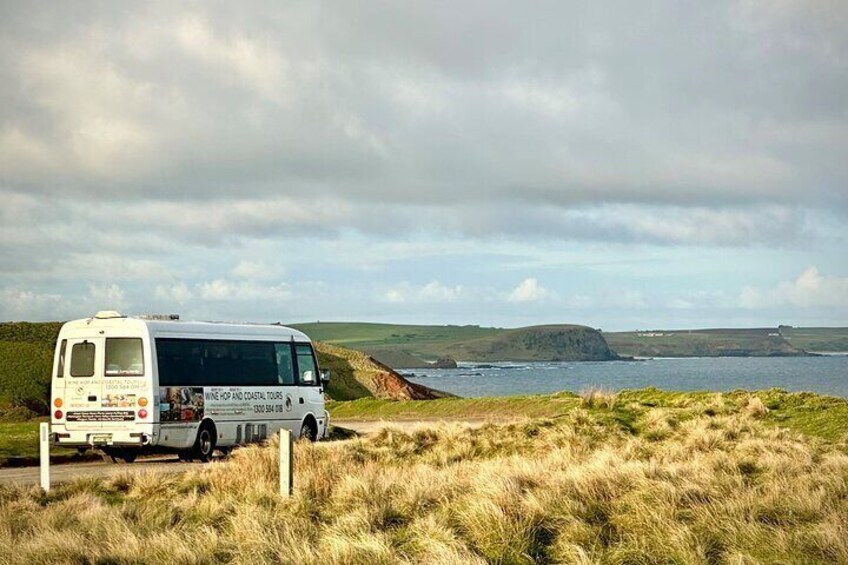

[2,391,847,564]
[0,322,61,417]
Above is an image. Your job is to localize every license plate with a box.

[89,434,112,445]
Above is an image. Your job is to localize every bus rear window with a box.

[106,338,144,376]
[70,342,96,377]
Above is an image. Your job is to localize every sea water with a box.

[404,355,848,398]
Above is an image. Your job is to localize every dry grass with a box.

[1,394,848,564]
[579,387,618,410]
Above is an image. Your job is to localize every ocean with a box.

[403,355,848,398]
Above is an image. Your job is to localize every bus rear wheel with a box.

[103,447,137,464]
[192,422,216,462]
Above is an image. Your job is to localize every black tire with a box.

[299,419,318,442]
[192,422,216,462]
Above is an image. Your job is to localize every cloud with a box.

[381,280,464,303]
[0,1,845,213]
[197,279,292,302]
[739,267,848,308]
[231,260,278,281]
[0,288,65,321]
[508,279,554,303]
[1,2,846,326]
[155,283,193,304]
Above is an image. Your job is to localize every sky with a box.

[1,1,846,330]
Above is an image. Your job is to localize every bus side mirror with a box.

[320,369,330,383]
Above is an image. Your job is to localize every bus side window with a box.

[275,343,295,385]
[56,339,67,378]
[295,344,317,385]
[70,341,95,377]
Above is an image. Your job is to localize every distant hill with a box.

[603,328,811,358]
[291,322,617,366]
[779,327,848,353]
[0,321,445,418]
[293,322,848,364]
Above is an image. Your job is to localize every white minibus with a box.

[50,311,330,462]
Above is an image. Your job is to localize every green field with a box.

[0,420,89,466]
[781,326,848,352]
[603,327,808,357]
[291,322,502,351]
[292,322,614,365]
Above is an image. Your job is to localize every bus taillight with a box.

[138,409,148,419]
[138,397,148,407]
[54,398,63,408]
[54,410,63,420]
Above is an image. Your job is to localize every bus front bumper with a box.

[321,410,330,439]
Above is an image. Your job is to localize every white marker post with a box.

[39,422,50,492]
[279,428,293,497]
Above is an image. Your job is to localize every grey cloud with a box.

[0,1,845,213]
[0,188,822,254]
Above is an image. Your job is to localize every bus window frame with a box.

[105,337,146,377]
[70,340,96,378]
[155,338,302,388]
[293,342,320,387]
[56,339,67,378]
[274,342,297,386]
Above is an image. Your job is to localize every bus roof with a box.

[59,314,310,342]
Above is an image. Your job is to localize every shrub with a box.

[745,397,769,419]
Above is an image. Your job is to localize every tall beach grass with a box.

[1,393,847,564]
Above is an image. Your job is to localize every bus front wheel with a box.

[193,422,216,462]
[299,418,318,442]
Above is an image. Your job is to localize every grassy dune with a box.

[2,392,848,564]
[330,388,848,443]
